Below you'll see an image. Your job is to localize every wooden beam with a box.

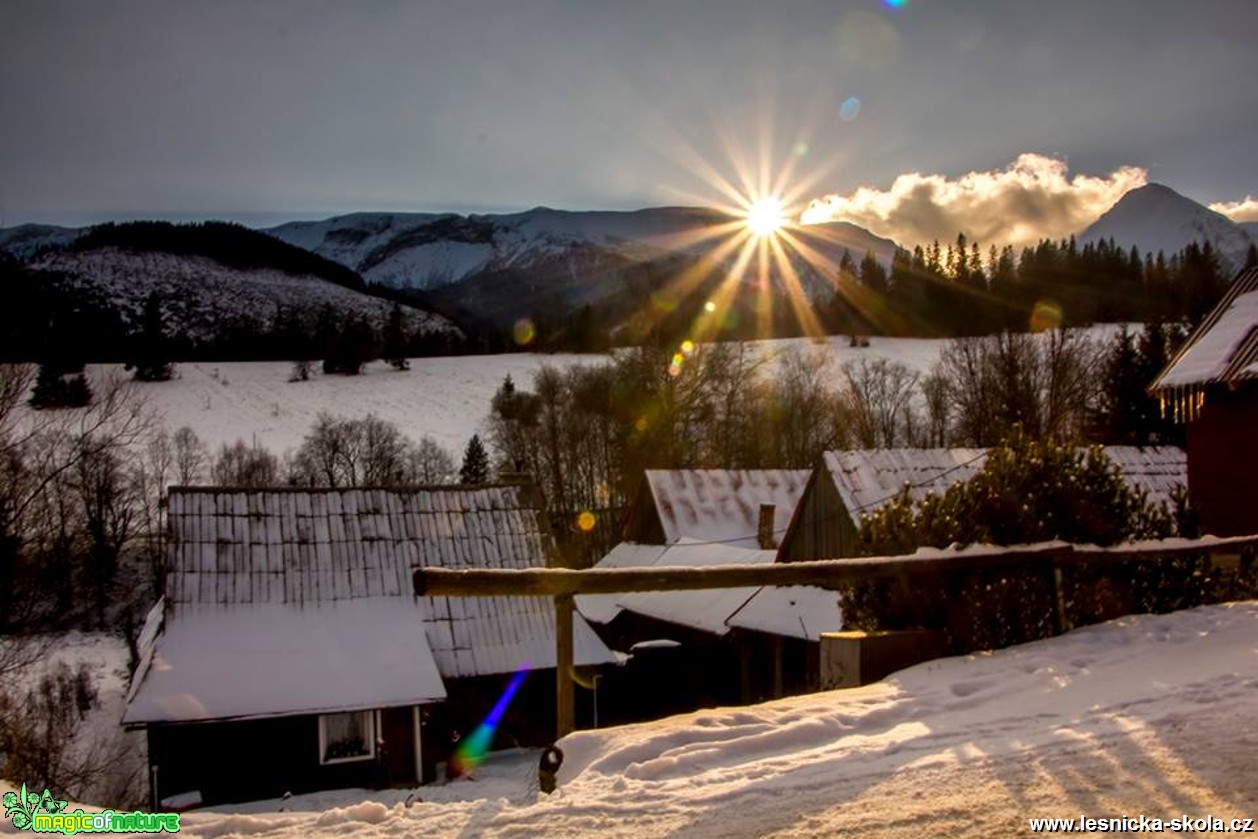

[413,535,1258,599]
[555,593,575,739]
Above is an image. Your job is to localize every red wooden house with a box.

[1150,266,1258,536]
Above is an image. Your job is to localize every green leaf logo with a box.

[4,782,68,831]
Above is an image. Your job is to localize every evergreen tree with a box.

[382,303,411,371]
[323,315,376,375]
[459,434,491,485]
[126,293,174,382]
[28,361,92,409]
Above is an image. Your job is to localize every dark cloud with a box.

[1,0,1256,225]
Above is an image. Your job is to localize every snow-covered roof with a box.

[577,539,840,639]
[1101,446,1188,508]
[127,486,616,724]
[574,543,667,624]
[642,469,812,547]
[1153,266,1258,389]
[123,599,446,725]
[610,540,776,636]
[823,448,988,516]
[724,586,843,641]
[823,446,1186,519]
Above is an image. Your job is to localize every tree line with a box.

[481,322,1185,564]
[515,235,1242,352]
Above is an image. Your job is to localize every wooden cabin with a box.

[124,486,617,807]
[778,446,1188,561]
[1150,265,1258,536]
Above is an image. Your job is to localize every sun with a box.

[745,196,787,237]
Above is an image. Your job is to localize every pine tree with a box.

[382,303,411,371]
[459,434,490,485]
[323,315,376,375]
[126,293,174,382]
[28,361,92,409]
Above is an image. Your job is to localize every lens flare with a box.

[576,510,596,532]
[839,96,861,121]
[450,667,529,776]
[513,319,536,346]
[746,197,787,237]
[1029,300,1063,332]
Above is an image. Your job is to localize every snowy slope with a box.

[59,334,960,462]
[23,247,459,342]
[0,223,82,260]
[1081,183,1255,270]
[44,327,1122,467]
[60,601,1250,838]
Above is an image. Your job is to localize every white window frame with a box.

[318,710,377,765]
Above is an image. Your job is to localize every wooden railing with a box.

[413,534,1258,739]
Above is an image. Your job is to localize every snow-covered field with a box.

[8,602,1247,837]
[76,330,1094,461]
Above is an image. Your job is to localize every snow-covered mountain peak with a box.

[1081,182,1254,270]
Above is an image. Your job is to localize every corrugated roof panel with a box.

[159,487,616,682]
[644,469,812,547]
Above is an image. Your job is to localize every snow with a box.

[824,445,1186,519]
[578,539,843,641]
[266,207,900,293]
[725,586,843,640]
[65,601,1253,837]
[122,599,447,724]
[0,633,147,811]
[575,543,668,624]
[48,328,1121,469]
[611,540,778,636]
[80,353,608,462]
[641,470,812,548]
[26,248,457,341]
[1081,183,1255,270]
[1156,289,1258,387]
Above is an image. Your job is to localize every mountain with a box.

[0,223,82,260]
[266,207,900,334]
[1080,183,1254,272]
[3,222,459,361]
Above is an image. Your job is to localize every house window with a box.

[319,711,376,764]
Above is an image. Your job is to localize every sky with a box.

[3,0,1258,244]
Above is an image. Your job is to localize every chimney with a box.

[758,503,776,550]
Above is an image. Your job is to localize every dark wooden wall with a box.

[1188,385,1258,537]
[778,469,859,562]
[147,705,428,807]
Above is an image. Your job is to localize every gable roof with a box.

[639,469,812,547]
[1152,266,1258,391]
[821,446,1186,520]
[126,486,616,725]
[823,449,988,517]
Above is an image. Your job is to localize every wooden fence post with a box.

[555,593,575,739]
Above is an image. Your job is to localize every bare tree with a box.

[171,426,208,485]
[0,366,149,631]
[921,368,950,447]
[212,439,280,487]
[840,357,920,448]
[407,436,456,485]
[938,330,1103,446]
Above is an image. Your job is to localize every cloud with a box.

[1209,197,1258,223]
[801,154,1147,248]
